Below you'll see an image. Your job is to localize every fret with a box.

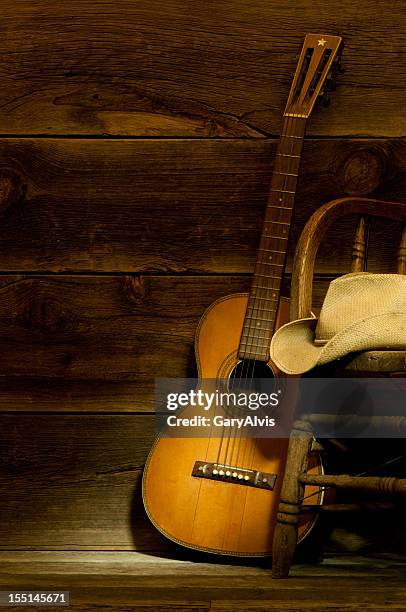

[248,295,280,303]
[247,297,279,312]
[256,261,284,269]
[244,316,272,332]
[265,213,292,224]
[276,153,300,158]
[239,347,270,356]
[250,296,278,304]
[250,291,278,299]
[247,303,278,311]
[248,301,277,310]
[251,281,280,287]
[258,249,286,255]
[242,329,274,339]
[243,318,275,327]
[262,234,288,241]
[251,289,279,297]
[249,299,277,308]
[240,340,270,347]
[249,274,281,280]
[250,283,280,291]
[270,189,296,194]
[252,286,280,291]
[273,171,299,177]
[264,219,290,226]
[244,319,276,328]
[241,321,274,330]
[242,322,274,331]
[258,248,286,254]
[240,339,271,347]
[250,286,280,296]
[241,334,272,343]
[252,284,281,294]
[239,351,269,360]
[242,329,273,337]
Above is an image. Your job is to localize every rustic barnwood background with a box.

[0,0,405,556]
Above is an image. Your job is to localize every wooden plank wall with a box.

[0,1,405,551]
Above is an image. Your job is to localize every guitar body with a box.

[143,293,322,556]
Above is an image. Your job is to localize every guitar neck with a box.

[238,115,307,361]
[238,32,342,362]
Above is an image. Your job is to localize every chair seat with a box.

[343,350,406,373]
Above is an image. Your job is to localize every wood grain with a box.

[1,1,406,136]
[0,414,165,550]
[0,139,404,274]
[0,551,405,610]
[0,274,330,412]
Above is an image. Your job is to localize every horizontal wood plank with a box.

[0,551,405,609]
[2,1,406,136]
[0,138,405,274]
[0,274,330,412]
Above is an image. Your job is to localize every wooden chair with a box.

[272,197,406,578]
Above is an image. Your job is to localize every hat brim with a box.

[270,312,406,375]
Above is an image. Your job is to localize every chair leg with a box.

[272,420,313,578]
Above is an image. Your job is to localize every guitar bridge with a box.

[192,461,277,491]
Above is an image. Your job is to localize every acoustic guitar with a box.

[143,33,343,556]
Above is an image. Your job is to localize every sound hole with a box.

[226,359,277,417]
[229,359,275,389]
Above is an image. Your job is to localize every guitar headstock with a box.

[284,33,343,118]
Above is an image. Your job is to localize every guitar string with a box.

[227,114,300,473]
[227,116,289,468]
[234,114,295,474]
[226,115,299,549]
[226,114,297,472]
[245,115,301,474]
[244,114,299,372]
[214,115,303,475]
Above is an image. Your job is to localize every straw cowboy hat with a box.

[270,272,406,375]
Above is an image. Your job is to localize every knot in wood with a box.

[0,170,25,216]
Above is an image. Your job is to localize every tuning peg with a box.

[319,92,331,107]
[326,74,337,91]
[333,59,345,74]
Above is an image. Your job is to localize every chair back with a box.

[290,197,406,320]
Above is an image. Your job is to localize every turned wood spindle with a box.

[272,421,313,579]
[300,474,406,497]
[351,216,369,272]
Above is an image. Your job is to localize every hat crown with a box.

[315,273,406,344]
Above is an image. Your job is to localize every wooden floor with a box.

[0,552,404,611]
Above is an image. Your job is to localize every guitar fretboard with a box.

[238,115,307,361]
